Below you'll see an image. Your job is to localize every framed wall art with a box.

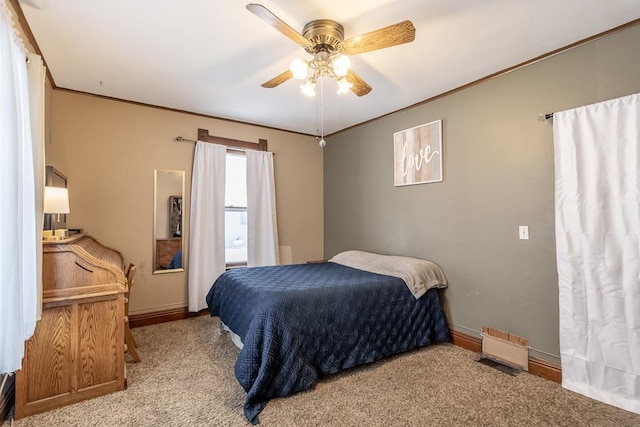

[393,119,443,186]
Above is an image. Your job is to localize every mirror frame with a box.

[153,169,185,274]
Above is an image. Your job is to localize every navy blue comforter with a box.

[206,262,450,424]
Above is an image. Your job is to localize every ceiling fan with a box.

[247,3,416,97]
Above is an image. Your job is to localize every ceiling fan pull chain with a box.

[319,78,326,148]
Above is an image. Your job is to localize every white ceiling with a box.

[17,0,640,135]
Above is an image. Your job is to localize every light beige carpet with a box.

[4,316,639,426]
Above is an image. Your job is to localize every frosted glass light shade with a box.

[300,80,316,96]
[332,54,351,77]
[289,58,308,80]
[336,77,353,94]
[44,186,70,214]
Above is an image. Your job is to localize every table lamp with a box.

[43,186,70,239]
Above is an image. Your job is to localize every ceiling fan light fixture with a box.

[336,77,352,94]
[289,58,309,80]
[332,54,351,77]
[300,80,316,96]
[248,5,415,98]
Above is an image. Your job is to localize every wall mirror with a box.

[153,169,185,274]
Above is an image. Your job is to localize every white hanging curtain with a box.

[246,150,279,266]
[0,0,46,374]
[554,93,640,415]
[187,141,226,312]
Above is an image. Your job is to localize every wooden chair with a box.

[124,263,141,362]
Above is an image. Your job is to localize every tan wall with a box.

[46,90,323,315]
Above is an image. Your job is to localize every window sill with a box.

[226,262,247,270]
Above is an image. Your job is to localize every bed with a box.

[205,250,451,424]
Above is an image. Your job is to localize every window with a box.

[225,152,247,266]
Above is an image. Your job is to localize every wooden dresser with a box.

[15,234,127,419]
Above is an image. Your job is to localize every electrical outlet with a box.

[519,226,529,240]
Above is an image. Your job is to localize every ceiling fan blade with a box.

[346,69,372,96]
[246,4,312,48]
[341,20,415,56]
[261,70,293,88]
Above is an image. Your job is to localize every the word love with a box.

[399,140,440,177]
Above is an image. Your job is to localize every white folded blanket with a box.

[329,250,448,299]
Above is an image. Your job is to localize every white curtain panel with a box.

[187,142,226,312]
[554,93,640,414]
[246,150,279,267]
[0,1,45,374]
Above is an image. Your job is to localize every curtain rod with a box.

[173,136,274,155]
[174,136,197,143]
[174,136,244,152]
[538,113,554,121]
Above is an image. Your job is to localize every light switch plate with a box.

[519,226,529,240]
